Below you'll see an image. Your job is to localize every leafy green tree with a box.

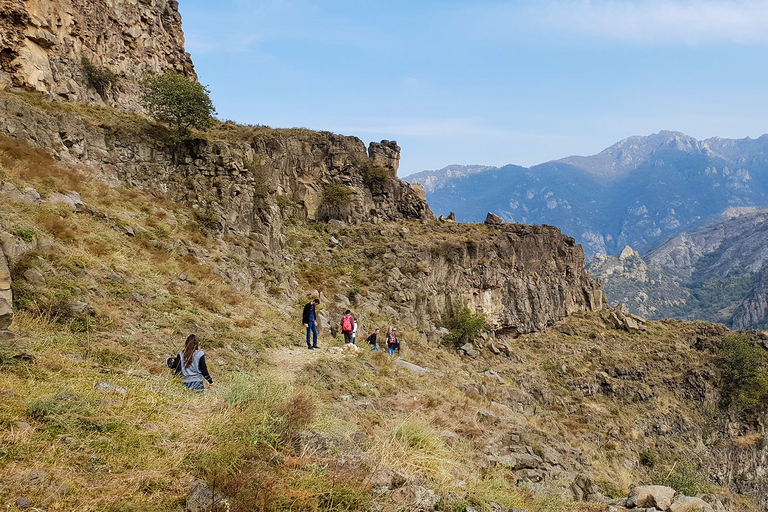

[139,73,216,142]
[717,333,768,414]
[444,306,490,348]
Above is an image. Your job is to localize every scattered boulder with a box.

[48,191,84,211]
[485,212,504,226]
[670,496,715,512]
[186,479,228,512]
[477,409,499,424]
[15,497,32,509]
[23,268,46,285]
[68,301,89,316]
[0,300,12,329]
[106,273,124,283]
[394,359,429,374]
[390,485,440,509]
[459,342,480,358]
[447,211,456,221]
[626,485,675,510]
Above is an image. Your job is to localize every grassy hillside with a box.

[0,105,763,511]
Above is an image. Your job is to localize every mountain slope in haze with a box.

[587,208,768,328]
[408,131,768,256]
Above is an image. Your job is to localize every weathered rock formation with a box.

[347,223,603,334]
[0,243,11,329]
[0,0,195,108]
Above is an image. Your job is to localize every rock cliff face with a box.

[0,0,194,108]
[371,223,604,334]
[0,91,603,334]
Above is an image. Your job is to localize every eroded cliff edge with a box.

[0,91,602,334]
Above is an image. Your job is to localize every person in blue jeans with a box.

[302,299,320,349]
[386,326,399,356]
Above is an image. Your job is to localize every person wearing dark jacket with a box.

[167,334,214,390]
[302,299,320,349]
[367,328,380,350]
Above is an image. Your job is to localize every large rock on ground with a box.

[670,496,715,512]
[186,480,228,512]
[0,299,12,330]
[627,485,676,510]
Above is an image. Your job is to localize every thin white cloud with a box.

[549,0,768,45]
[467,0,768,45]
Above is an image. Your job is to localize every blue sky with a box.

[180,0,768,176]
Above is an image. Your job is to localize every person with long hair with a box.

[167,334,214,390]
[386,326,399,356]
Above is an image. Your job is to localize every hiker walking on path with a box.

[167,334,214,391]
[302,298,320,349]
[341,310,356,344]
[367,328,380,351]
[386,326,399,356]
[352,316,359,345]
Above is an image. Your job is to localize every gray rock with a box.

[186,479,228,512]
[394,359,429,374]
[15,497,32,509]
[0,330,16,341]
[0,298,12,330]
[106,273,124,283]
[477,409,499,424]
[69,301,89,316]
[23,268,46,285]
[390,485,440,509]
[627,485,676,510]
[14,421,31,430]
[670,496,714,512]
[485,212,504,225]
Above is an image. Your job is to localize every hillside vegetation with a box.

[0,94,765,512]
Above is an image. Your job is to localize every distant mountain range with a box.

[407,131,768,256]
[587,208,768,329]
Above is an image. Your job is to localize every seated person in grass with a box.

[167,334,214,391]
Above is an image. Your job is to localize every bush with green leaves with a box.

[139,73,216,142]
[81,57,118,97]
[321,183,353,207]
[717,333,768,414]
[652,459,712,496]
[444,306,490,348]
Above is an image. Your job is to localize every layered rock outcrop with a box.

[0,244,11,329]
[345,222,603,334]
[0,0,194,108]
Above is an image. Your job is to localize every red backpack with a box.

[342,315,353,331]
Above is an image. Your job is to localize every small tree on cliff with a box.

[139,73,216,143]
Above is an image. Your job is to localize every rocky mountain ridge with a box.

[407,131,768,256]
[587,208,768,328]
